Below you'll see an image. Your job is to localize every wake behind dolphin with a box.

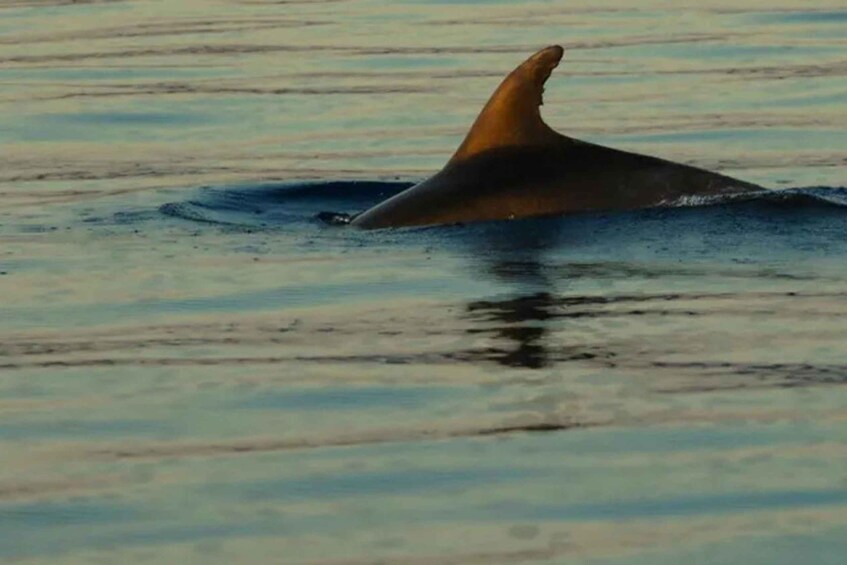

[350,45,764,229]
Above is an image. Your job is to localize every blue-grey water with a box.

[1,1,847,563]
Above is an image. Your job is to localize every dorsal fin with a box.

[448,45,565,164]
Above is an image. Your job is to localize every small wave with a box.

[663,186,847,210]
[765,186,847,207]
[159,180,412,228]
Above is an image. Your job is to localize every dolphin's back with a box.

[350,45,763,229]
[351,138,760,229]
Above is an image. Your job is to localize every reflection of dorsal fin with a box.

[449,45,566,164]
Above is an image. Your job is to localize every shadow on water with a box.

[460,219,566,370]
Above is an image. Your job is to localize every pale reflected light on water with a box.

[1,0,847,563]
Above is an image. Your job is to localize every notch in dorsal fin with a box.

[449,45,565,164]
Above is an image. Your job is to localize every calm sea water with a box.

[2,0,847,563]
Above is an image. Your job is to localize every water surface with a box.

[1,0,846,563]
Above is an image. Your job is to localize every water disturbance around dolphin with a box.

[350,45,764,229]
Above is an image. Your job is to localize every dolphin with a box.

[350,45,763,229]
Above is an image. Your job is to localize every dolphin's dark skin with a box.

[351,45,763,229]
